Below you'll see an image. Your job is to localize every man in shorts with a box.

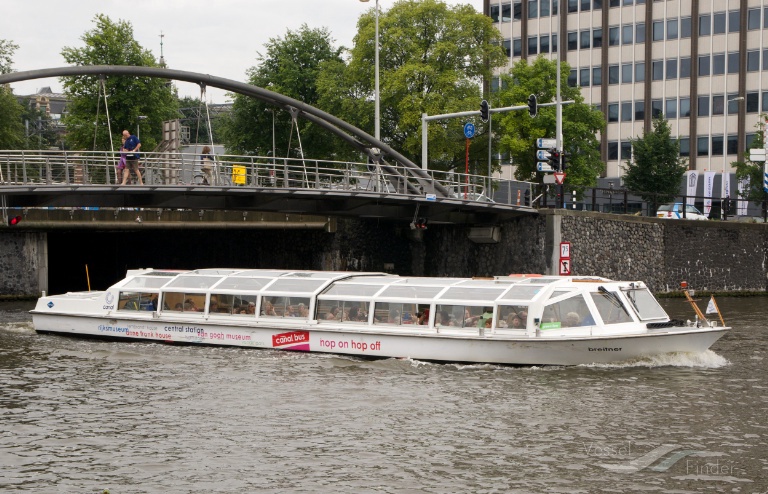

[121,129,143,185]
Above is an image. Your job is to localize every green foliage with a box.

[177,96,226,145]
[733,115,767,205]
[321,0,506,170]
[495,56,605,187]
[20,105,58,149]
[623,115,687,212]
[0,39,25,149]
[60,15,178,151]
[221,25,346,159]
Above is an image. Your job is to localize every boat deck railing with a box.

[0,150,534,206]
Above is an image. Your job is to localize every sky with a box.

[3,0,484,104]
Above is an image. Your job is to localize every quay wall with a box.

[1,210,766,297]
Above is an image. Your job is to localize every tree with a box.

[178,95,226,146]
[221,25,346,159]
[733,115,767,206]
[320,0,506,170]
[623,115,687,213]
[494,56,605,187]
[0,39,25,150]
[60,15,178,151]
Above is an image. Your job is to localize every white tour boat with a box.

[31,269,729,366]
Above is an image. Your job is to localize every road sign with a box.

[426,194,436,201]
[554,172,566,185]
[559,258,571,276]
[463,122,475,139]
[536,150,550,160]
[750,149,766,162]
[537,138,556,149]
[560,241,571,259]
[537,162,555,172]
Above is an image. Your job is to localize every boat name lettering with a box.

[272,331,310,347]
[163,325,205,334]
[126,330,173,340]
[102,305,115,310]
[588,347,622,352]
[98,324,128,333]
[319,339,382,352]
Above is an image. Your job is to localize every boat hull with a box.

[31,313,727,366]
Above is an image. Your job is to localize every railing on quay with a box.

[0,150,535,208]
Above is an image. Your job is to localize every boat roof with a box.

[114,268,627,305]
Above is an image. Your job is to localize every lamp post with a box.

[723,96,744,218]
[359,0,380,141]
[137,115,148,140]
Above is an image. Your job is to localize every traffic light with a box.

[7,215,21,226]
[480,99,489,122]
[561,152,570,171]
[410,217,428,230]
[547,148,560,170]
[527,94,537,117]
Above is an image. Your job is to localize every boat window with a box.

[498,284,545,301]
[373,302,403,325]
[497,305,529,329]
[208,293,257,315]
[315,300,370,323]
[589,291,634,324]
[439,287,506,301]
[623,288,668,320]
[268,279,327,293]
[378,285,443,299]
[540,295,594,329]
[162,292,205,313]
[548,289,576,300]
[323,284,383,297]
[435,304,488,328]
[122,277,172,289]
[215,277,270,291]
[283,297,310,318]
[118,291,157,311]
[165,276,223,289]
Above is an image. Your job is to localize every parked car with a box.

[656,203,708,220]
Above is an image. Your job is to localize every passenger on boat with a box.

[298,303,309,318]
[347,306,367,322]
[564,312,581,327]
[247,302,256,315]
[184,299,198,312]
[506,313,523,329]
[387,309,401,324]
[418,309,430,325]
[262,301,276,316]
[437,310,451,326]
[402,312,414,324]
[477,307,493,328]
[326,306,341,320]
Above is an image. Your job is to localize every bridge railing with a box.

[0,150,533,205]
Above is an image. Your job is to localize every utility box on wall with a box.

[468,226,500,244]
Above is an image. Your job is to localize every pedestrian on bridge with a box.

[121,129,143,185]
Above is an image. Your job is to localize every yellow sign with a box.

[232,165,246,185]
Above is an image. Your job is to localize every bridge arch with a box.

[0,65,449,197]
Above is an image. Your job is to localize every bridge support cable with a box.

[286,107,309,186]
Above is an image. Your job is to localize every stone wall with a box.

[0,232,46,298]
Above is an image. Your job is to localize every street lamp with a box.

[137,115,148,140]
[723,96,744,217]
[359,0,380,141]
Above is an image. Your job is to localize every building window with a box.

[679,98,691,118]
[666,59,678,79]
[502,39,511,57]
[514,0,522,20]
[610,0,620,6]
[712,95,724,115]
[490,4,502,22]
[634,62,645,82]
[667,19,678,40]
[568,31,578,51]
[712,135,724,156]
[747,50,759,71]
[621,141,632,160]
[727,135,738,155]
[652,61,663,80]
[679,137,690,157]
[748,8,761,29]
[698,55,711,76]
[540,35,550,54]
[763,91,768,112]
[593,28,603,48]
[726,94,740,113]
[541,0,551,16]
[651,99,663,118]
[592,66,602,85]
[552,33,557,53]
[652,21,664,41]
[681,17,692,38]
[568,69,578,87]
[634,100,645,120]
[713,12,726,34]
[621,102,633,121]
[609,65,619,84]
[513,38,522,57]
[712,53,725,75]
[529,0,539,18]
[622,25,633,45]
[580,30,591,49]
[697,136,709,157]
[528,36,539,55]
[680,57,691,78]
[700,14,711,36]
[568,0,578,12]
[609,26,620,46]
[608,141,618,160]
[747,133,757,150]
[593,0,601,9]
[636,22,645,43]
[727,52,739,74]
[698,95,710,116]
[665,98,677,118]
[608,103,619,122]
[746,92,759,113]
[621,64,633,83]
[728,10,739,32]
[580,68,590,87]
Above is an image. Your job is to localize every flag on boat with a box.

[706,296,717,314]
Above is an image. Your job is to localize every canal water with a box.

[0,297,766,493]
